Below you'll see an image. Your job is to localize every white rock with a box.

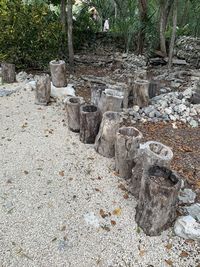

[165,107,172,115]
[27,80,36,90]
[189,119,199,128]
[51,83,75,98]
[169,115,176,121]
[178,104,187,113]
[185,204,200,222]
[178,188,196,204]
[183,88,193,97]
[174,215,200,241]
[133,105,140,112]
[16,71,28,82]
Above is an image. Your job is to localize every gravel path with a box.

[0,84,199,267]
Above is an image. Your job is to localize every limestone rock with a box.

[178,188,196,204]
[185,204,200,222]
[174,215,200,241]
[51,83,75,98]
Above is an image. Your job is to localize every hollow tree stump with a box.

[35,74,51,105]
[2,63,16,83]
[115,127,143,179]
[131,141,173,198]
[80,104,101,144]
[91,84,106,106]
[94,111,122,158]
[65,97,84,132]
[49,60,67,87]
[135,165,182,236]
[98,89,124,114]
[133,80,150,107]
[148,80,160,99]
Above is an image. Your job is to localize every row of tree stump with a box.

[90,69,159,113]
[31,62,181,237]
[64,97,182,236]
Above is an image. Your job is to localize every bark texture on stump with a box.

[80,104,101,144]
[65,97,84,132]
[49,60,67,87]
[98,89,124,114]
[2,63,16,83]
[35,74,51,105]
[135,165,181,236]
[132,141,173,198]
[95,111,122,158]
[115,127,143,179]
[91,84,106,106]
[133,80,149,107]
[148,80,160,99]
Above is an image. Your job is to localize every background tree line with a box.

[0,0,200,69]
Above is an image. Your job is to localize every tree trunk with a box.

[80,104,101,144]
[137,0,148,55]
[168,0,178,70]
[125,71,147,108]
[67,0,74,73]
[133,80,149,107]
[65,96,84,132]
[2,63,16,83]
[95,111,122,158]
[131,141,173,198]
[135,165,181,236]
[159,0,174,56]
[49,60,67,87]
[35,74,51,105]
[61,0,67,35]
[115,127,143,179]
[98,89,124,114]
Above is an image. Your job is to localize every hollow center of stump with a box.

[69,98,80,104]
[149,143,169,157]
[149,166,179,187]
[119,127,139,137]
[83,105,97,113]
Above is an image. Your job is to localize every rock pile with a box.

[113,52,146,71]
[124,86,200,127]
[176,36,200,67]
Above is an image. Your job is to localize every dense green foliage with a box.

[0,0,62,68]
[1,0,200,68]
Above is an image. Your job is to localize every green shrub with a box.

[0,0,62,69]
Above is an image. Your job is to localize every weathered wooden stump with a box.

[115,127,143,179]
[80,104,101,144]
[65,97,84,132]
[132,141,173,198]
[2,63,16,83]
[49,60,67,87]
[133,80,150,107]
[95,111,122,158]
[98,89,124,114]
[148,80,159,99]
[135,165,182,236]
[35,74,51,105]
[124,76,134,109]
[91,84,106,106]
